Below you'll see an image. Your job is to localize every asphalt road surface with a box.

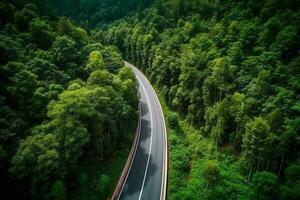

[119,62,167,200]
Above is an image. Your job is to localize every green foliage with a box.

[52,36,78,67]
[280,161,300,200]
[0,2,139,199]
[0,2,16,26]
[96,174,111,198]
[51,180,67,200]
[28,58,67,83]
[0,35,24,65]
[11,133,59,180]
[15,4,39,31]
[98,0,300,199]
[242,117,271,164]
[284,161,300,183]
[7,69,38,108]
[252,171,279,200]
[85,51,105,73]
[171,144,190,173]
[167,112,179,128]
[113,66,139,108]
[202,160,221,188]
[87,70,113,86]
[30,19,54,49]
[1,0,300,199]
[101,46,124,73]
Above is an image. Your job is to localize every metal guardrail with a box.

[111,103,141,200]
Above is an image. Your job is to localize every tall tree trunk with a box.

[248,163,252,181]
[100,137,103,161]
[256,160,260,172]
[292,143,297,157]
[113,132,116,155]
[233,126,238,147]
[215,91,222,151]
[217,119,220,151]
[107,129,110,153]
[266,160,270,171]
[278,151,285,176]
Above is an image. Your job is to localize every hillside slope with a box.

[97,0,300,199]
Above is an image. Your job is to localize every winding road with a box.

[118,62,167,200]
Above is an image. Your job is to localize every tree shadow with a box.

[120,100,158,199]
[140,100,148,118]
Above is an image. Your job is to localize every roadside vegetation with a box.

[0,1,138,199]
[97,0,300,199]
[157,88,254,199]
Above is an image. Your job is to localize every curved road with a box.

[118,62,167,200]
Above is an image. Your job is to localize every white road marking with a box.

[132,64,168,200]
[135,73,154,200]
[117,102,141,200]
[149,85,167,200]
[120,62,167,200]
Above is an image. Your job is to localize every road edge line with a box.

[135,74,154,200]
[111,85,141,200]
[147,75,168,200]
[128,62,168,200]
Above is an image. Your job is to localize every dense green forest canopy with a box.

[0,0,139,199]
[96,0,300,199]
[1,0,152,28]
[0,0,300,200]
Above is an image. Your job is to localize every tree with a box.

[72,27,89,47]
[52,36,78,67]
[167,112,179,129]
[51,180,67,200]
[14,4,39,31]
[0,103,25,158]
[87,70,113,86]
[230,92,247,149]
[211,57,231,100]
[202,160,221,188]
[7,69,38,109]
[270,25,298,61]
[30,19,54,49]
[85,50,105,73]
[96,174,110,199]
[204,98,230,149]
[113,66,138,108]
[47,87,92,168]
[28,58,66,83]
[280,161,300,200]
[258,16,281,47]
[252,171,279,200]
[101,46,124,73]
[0,35,24,65]
[0,2,16,26]
[11,133,59,180]
[228,42,244,65]
[56,17,73,36]
[242,117,271,180]
[284,161,300,184]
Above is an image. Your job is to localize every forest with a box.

[0,0,300,200]
[0,0,139,199]
[99,0,300,199]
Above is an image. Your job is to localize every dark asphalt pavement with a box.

[119,62,167,200]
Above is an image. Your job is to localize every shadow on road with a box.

[120,100,158,199]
